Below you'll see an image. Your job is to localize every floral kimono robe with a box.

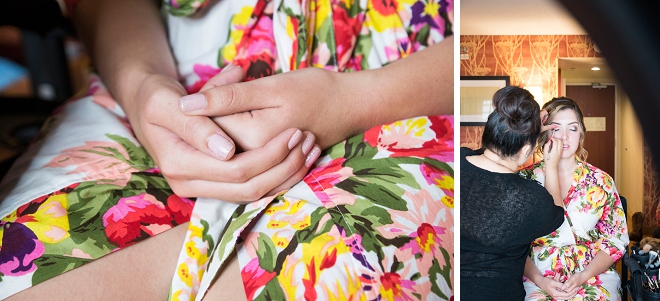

[0,0,454,300]
[519,159,629,301]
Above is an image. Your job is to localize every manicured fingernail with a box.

[305,146,321,167]
[302,133,315,155]
[220,63,236,73]
[179,94,207,111]
[288,130,303,150]
[208,134,234,160]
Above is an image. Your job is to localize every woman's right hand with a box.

[536,276,578,300]
[125,73,315,203]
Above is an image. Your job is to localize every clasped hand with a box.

[537,273,581,300]
[127,71,320,203]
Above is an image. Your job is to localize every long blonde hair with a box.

[536,97,588,162]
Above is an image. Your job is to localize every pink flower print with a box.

[186,64,222,94]
[241,257,276,300]
[0,222,45,276]
[421,162,454,201]
[45,140,140,187]
[244,16,276,59]
[402,223,446,258]
[303,158,357,206]
[358,246,431,300]
[379,272,417,301]
[377,189,452,271]
[364,116,454,161]
[102,193,174,248]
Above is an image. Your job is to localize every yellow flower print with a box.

[365,0,405,33]
[423,1,440,18]
[434,174,453,191]
[287,200,306,215]
[586,186,605,209]
[267,220,289,229]
[188,223,204,239]
[265,199,290,215]
[311,0,332,34]
[21,194,71,244]
[291,215,312,230]
[278,233,354,300]
[272,232,290,248]
[441,195,454,209]
[221,6,255,63]
[177,263,194,287]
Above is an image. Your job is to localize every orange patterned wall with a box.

[459,35,603,149]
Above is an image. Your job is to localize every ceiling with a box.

[460,0,615,81]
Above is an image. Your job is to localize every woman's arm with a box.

[72,0,316,202]
[178,36,454,150]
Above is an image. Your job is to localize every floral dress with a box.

[519,159,629,301]
[0,0,454,300]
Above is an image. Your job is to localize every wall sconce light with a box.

[591,66,601,71]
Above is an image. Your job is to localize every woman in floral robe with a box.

[0,0,454,300]
[520,97,629,301]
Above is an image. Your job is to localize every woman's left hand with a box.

[180,66,372,151]
[562,271,589,293]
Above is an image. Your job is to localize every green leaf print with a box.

[253,278,286,301]
[200,219,215,252]
[336,178,407,211]
[537,249,551,261]
[322,140,346,160]
[215,206,262,266]
[255,233,278,272]
[106,134,155,170]
[354,33,373,70]
[358,203,394,226]
[343,137,377,161]
[415,25,431,45]
[32,255,90,286]
[429,247,453,300]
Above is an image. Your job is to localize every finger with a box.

[541,124,555,133]
[266,144,321,196]
[198,63,245,92]
[159,128,305,183]
[180,75,278,116]
[541,109,549,123]
[169,135,312,202]
[175,115,237,160]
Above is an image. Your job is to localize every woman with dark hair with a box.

[521,97,629,301]
[461,86,565,300]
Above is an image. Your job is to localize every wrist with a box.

[340,70,382,135]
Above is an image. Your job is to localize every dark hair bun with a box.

[492,86,539,135]
[481,86,541,158]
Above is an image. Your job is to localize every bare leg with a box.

[203,251,246,301]
[7,223,188,301]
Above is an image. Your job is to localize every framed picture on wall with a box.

[460,76,510,125]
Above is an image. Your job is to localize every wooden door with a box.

[566,85,616,177]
